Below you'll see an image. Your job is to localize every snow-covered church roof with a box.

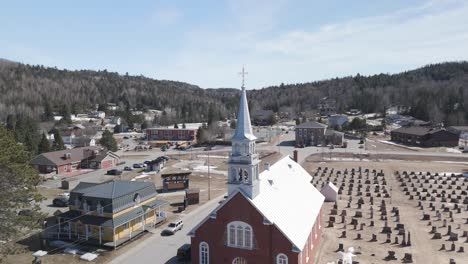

[189,155,324,252]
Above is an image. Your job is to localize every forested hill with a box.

[0,61,231,123]
[1,60,468,125]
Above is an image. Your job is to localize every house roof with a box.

[232,87,256,141]
[30,146,99,166]
[325,129,344,136]
[83,151,120,162]
[189,156,324,252]
[448,126,468,133]
[296,121,327,129]
[71,180,156,199]
[391,126,442,136]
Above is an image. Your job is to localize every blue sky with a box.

[1,0,467,88]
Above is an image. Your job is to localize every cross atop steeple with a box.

[238,66,248,89]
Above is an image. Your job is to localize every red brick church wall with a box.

[192,192,324,264]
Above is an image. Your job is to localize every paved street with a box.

[109,195,224,264]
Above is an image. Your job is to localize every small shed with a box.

[321,182,338,202]
[161,172,191,191]
[185,188,200,205]
[145,157,166,172]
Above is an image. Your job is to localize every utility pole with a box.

[207,151,211,200]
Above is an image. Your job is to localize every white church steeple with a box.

[228,66,260,199]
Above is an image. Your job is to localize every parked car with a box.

[203,146,213,151]
[57,192,70,199]
[143,160,152,164]
[123,136,129,139]
[124,166,133,171]
[177,244,191,260]
[161,156,170,161]
[53,197,69,207]
[133,163,143,168]
[162,220,183,235]
[107,169,122,175]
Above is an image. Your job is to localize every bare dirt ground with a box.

[303,158,468,264]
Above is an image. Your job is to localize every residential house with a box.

[88,111,106,119]
[328,114,348,127]
[385,114,430,127]
[54,180,167,248]
[189,83,324,264]
[107,103,119,111]
[30,147,119,174]
[81,151,121,170]
[318,97,336,117]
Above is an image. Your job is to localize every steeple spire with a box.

[232,66,256,141]
[228,66,260,199]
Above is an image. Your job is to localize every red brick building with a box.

[189,78,324,264]
[30,147,119,174]
[145,128,197,143]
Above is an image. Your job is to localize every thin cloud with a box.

[149,5,183,27]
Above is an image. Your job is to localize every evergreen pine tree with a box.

[100,130,118,152]
[38,133,50,154]
[0,125,44,255]
[51,128,65,150]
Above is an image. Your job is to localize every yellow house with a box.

[55,180,167,248]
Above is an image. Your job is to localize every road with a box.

[109,195,224,264]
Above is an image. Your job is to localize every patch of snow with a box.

[193,165,227,176]
[445,148,462,154]
[80,253,98,261]
[197,155,228,159]
[32,250,48,257]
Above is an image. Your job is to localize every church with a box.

[189,71,325,264]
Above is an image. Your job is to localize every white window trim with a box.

[227,221,253,249]
[276,253,288,264]
[199,241,209,264]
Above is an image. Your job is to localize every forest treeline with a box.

[1,59,467,126]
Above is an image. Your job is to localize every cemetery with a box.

[306,160,468,264]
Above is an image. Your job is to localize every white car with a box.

[57,192,70,199]
[162,220,183,235]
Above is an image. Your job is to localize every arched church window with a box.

[227,221,253,249]
[233,257,247,264]
[200,242,209,264]
[276,254,288,264]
